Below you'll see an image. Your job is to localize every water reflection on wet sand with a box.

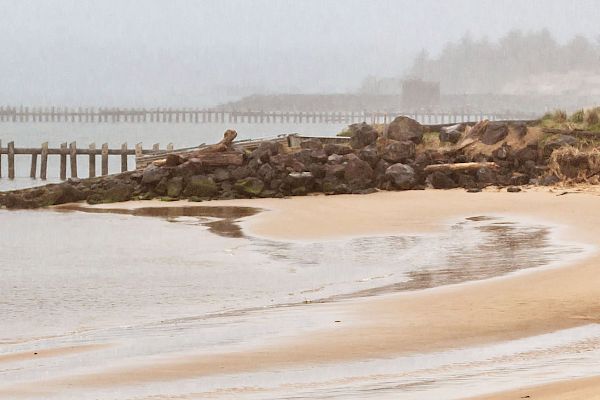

[0,206,594,399]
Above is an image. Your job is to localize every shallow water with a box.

[0,207,595,399]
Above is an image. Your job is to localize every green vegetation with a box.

[421,131,440,147]
[337,128,353,137]
[569,109,584,123]
[540,108,600,132]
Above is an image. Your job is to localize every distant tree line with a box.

[407,29,600,94]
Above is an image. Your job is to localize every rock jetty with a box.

[0,117,594,209]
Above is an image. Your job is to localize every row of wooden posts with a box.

[0,141,173,180]
[0,106,536,125]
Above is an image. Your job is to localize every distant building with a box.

[401,79,440,109]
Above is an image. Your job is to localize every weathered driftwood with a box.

[193,129,237,154]
[188,152,244,166]
[424,162,499,173]
[153,130,240,167]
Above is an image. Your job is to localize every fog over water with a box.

[0,0,599,106]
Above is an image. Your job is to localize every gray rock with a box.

[234,177,265,197]
[344,158,374,190]
[358,144,379,167]
[324,143,354,156]
[439,124,463,144]
[348,122,378,149]
[183,175,218,198]
[481,122,509,145]
[212,168,231,182]
[377,138,416,163]
[310,149,328,163]
[325,163,346,179]
[257,163,275,182]
[166,176,184,197]
[141,164,170,184]
[387,116,424,144]
[384,163,415,189]
[476,167,496,184]
[428,171,457,189]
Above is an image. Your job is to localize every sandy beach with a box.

[3,188,600,398]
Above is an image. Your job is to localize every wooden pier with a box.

[0,141,173,180]
[0,106,537,125]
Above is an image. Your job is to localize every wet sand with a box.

[0,344,110,365]
[6,188,600,398]
[469,375,600,400]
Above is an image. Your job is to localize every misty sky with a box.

[0,0,598,106]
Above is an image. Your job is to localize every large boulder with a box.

[285,172,314,194]
[310,149,328,163]
[376,137,415,163]
[257,163,275,182]
[476,167,497,184]
[166,177,184,197]
[427,172,457,189]
[141,164,170,184]
[324,143,354,156]
[481,122,509,145]
[347,122,379,149]
[324,163,346,179]
[183,175,218,198]
[103,183,134,203]
[234,177,264,197]
[387,116,424,144]
[344,158,374,190]
[358,144,380,167]
[439,124,463,144]
[385,163,415,189]
[249,141,282,162]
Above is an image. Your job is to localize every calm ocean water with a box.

[0,208,596,399]
[0,122,346,191]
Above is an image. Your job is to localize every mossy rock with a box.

[183,175,218,198]
[166,176,184,197]
[233,177,264,197]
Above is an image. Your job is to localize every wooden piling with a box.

[101,143,109,175]
[89,143,96,178]
[69,142,78,178]
[135,143,143,158]
[40,142,48,180]
[121,143,128,172]
[30,153,37,178]
[8,141,15,179]
[60,143,67,180]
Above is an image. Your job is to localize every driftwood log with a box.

[424,162,499,173]
[153,129,239,167]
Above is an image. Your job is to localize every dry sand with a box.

[5,188,600,398]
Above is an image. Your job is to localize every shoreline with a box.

[4,188,600,398]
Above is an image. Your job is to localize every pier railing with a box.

[0,106,538,125]
[0,141,173,180]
